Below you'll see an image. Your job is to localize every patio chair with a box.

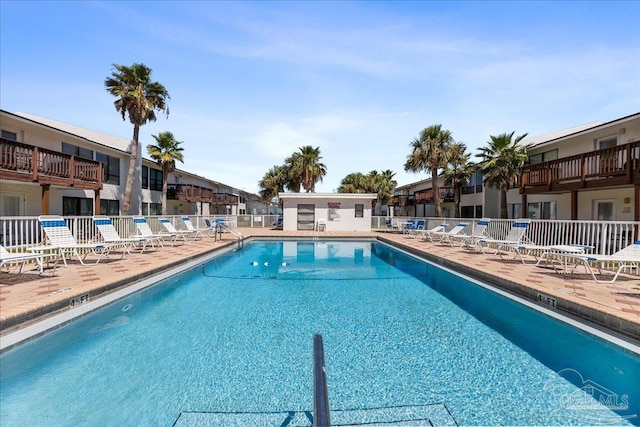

[159,218,196,242]
[180,216,212,238]
[38,215,115,266]
[476,219,531,254]
[93,216,160,253]
[566,240,640,284]
[418,222,449,242]
[1,245,57,275]
[431,222,470,246]
[132,216,176,247]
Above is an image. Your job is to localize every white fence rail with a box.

[373,216,639,256]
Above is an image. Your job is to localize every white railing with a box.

[1,215,637,277]
[373,216,639,256]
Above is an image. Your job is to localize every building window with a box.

[142,165,149,189]
[1,130,17,141]
[148,203,162,215]
[100,199,120,216]
[355,204,364,218]
[475,205,483,219]
[460,206,474,218]
[528,201,557,219]
[528,149,558,165]
[149,168,163,191]
[598,137,617,150]
[62,142,93,160]
[96,152,120,185]
[63,197,93,216]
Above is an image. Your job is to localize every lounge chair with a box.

[418,222,449,242]
[132,216,176,247]
[476,219,531,254]
[456,218,491,248]
[38,215,115,266]
[93,216,160,253]
[401,219,416,234]
[406,219,426,238]
[431,222,469,246]
[384,217,399,232]
[565,240,640,283]
[1,245,57,275]
[159,218,195,242]
[180,216,212,238]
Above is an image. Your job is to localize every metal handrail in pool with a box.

[313,333,330,427]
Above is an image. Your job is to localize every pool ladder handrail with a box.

[214,223,244,249]
[313,333,330,427]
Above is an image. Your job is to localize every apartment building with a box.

[391,113,640,221]
[0,110,268,217]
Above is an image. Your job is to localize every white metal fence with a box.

[2,215,637,257]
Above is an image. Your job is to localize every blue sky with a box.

[1,1,639,194]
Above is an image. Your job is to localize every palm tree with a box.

[259,165,288,203]
[283,152,303,192]
[105,63,170,214]
[443,142,473,218]
[376,169,397,213]
[404,125,454,217]
[299,145,327,192]
[338,170,396,214]
[337,172,366,193]
[146,131,184,215]
[477,131,529,219]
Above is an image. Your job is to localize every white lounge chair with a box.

[181,216,212,238]
[1,245,57,275]
[38,215,115,266]
[132,216,176,247]
[566,240,640,283]
[406,219,426,238]
[431,222,470,246]
[456,218,491,248]
[476,219,531,254]
[159,218,197,242]
[93,216,161,253]
[418,223,449,242]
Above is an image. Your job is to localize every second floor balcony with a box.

[0,138,103,190]
[520,141,640,194]
[167,184,239,205]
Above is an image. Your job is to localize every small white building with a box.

[278,193,377,231]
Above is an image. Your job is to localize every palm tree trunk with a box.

[122,124,140,215]
[500,188,508,219]
[162,164,169,215]
[432,167,441,217]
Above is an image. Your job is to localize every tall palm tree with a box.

[259,165,288,203]
[283,152,303,192]
[477,131,529,219]
[299,145,327,192]
[105,63,170,214]
[404,124,454,217]
[443,142,473,218]
[146,131,184,215]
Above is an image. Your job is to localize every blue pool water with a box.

[1,240,638,426]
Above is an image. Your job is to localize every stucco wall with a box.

[280,194,375,231]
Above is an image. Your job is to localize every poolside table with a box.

[536,245,594,273]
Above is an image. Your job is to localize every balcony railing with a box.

[0,138,103,190]
[167,184,239,205]
[520,141,640,193]
[414,187,455,203]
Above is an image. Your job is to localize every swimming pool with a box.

[1,240,638,426]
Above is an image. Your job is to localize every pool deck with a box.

[1,228,639,342]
